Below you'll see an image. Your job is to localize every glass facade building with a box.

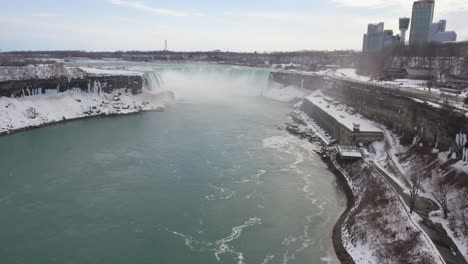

[409,0,435,45]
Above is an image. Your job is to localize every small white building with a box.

[336,145,363,160]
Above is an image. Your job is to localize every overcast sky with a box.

[0,0,467,52]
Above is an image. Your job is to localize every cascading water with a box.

[155,65,271,101]
[63,61,308,102]
[133,64,310,102]
[143,71,163,92]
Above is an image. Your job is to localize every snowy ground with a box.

[334,158,445,264]
[290,108,333,145]
[368,124,468,262]
[79,67,144,76]
[289,95,446,263]
[0,90,175,135]
[305,90,382,133]
[332,68,445,94]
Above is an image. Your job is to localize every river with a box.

[0,63,346,264]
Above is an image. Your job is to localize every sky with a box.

[0,0,467,52]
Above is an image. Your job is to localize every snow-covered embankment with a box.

[0,64,174,135]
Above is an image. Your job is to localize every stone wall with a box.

[269,71,327,89]
[0,75,143,97]
[271,71,468,150]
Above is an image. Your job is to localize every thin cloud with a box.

[109,0,202,17]
[330,0,468,15]
[330,0,404,8]
[33,13,59,18]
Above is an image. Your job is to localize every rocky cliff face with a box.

[271,71,468,150]
[0,65,145,97]
[269,71,326,89]
[0,75,143,97]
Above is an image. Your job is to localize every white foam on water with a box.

[253,169,267,183]
[263,134,339,263]
[280,219,317,264]
[162,217,261,264]
[205,184,235,201]
[261,254,275,264]
[161,228,206,252]
[234,169,267,185]
[214,217,262,264]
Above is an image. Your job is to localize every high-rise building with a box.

[399,18,411,44]
[428,20,457,43]
[362,34,368,51]
[362,22,400,52]
[409,0,435,45]
[363,23,384,52]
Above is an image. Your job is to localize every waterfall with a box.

[143,71,163,92]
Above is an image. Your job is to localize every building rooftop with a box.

[305,91,383,133]
[336,145,363,159]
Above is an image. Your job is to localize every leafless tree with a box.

[460,191,468,237]
[463,54,468,76]
[409,169,422,214]
[433,183,449,218]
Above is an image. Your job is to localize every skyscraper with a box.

[409,0,435,45]
[362,22,400,52]
[428,20,457,43]
[363,23,384,52]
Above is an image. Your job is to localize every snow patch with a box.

[0,90,174,134]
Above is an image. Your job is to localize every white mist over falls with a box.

[132,64,310,103]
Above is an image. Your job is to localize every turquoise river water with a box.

[0,63,346,264]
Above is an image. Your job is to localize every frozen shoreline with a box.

[0,90,175,136]
[288,97,453,263]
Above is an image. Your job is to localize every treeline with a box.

[0,53,57,66]
[1,49,360,68]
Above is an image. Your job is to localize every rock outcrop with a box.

[271,71,468,150]
[0,65,144,97]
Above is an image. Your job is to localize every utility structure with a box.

[164,40,168,51]
[399,18,410,45]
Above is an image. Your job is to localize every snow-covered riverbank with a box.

[0,90,175,135]
[287,93,466,264]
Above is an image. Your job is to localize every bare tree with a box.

[433,183,449,219]
[464,54,468,76]
[460,193,468,237]
[409,169,422,214]
[459,191,468,237]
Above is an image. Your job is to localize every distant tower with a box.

[399,18,410,44]
[409,0,435,45]
[165,40,168,51]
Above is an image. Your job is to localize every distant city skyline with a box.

[0,0,467,52]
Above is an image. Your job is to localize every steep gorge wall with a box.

[0,75,143,97]
[271,71,468,149]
